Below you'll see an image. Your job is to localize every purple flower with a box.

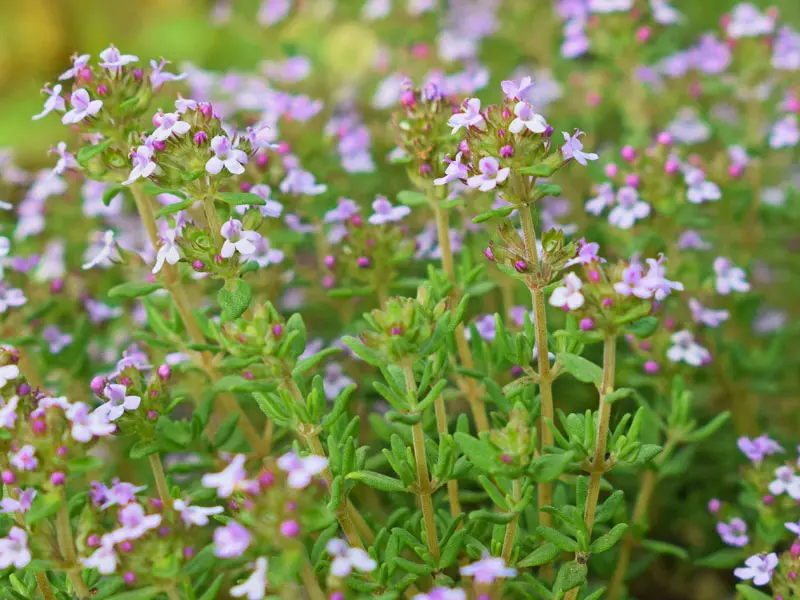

[692,34,730,74]
[651,0,682,24]
[737,435,784,463]
[609,186,650,229]
[434,152,468,186]
[9,445,38,471]
[247,237,285,268]
[100,480,147,510]
[149,59,187,89]
[369,197,411,225]
[640,256,683,301]
[113,503,162,542]
[549,273,585,311]
[768,466,800,499]
[58,53,90,81]
[561,20,590,59]
[773,27,800,70]
[323,363,355,400]
[327,538,377,577]
[466,314,496,342]
[49,142,78,175]
[467,157,510,192]
[257,0,292,26]
[677,230,711,250]
[221,219,261,258]
[447,98,486,134]
[561,129,599,166]
[688,298,729,328]
[82,230,117,270]
[565,238,605,267]
[214,521,251,558]
[206,136,248,175]
[279,169,327,196]
[668,108,710,144]
[769,115,799,149]
[62,89,103,124]
[585,183,614,216]
[0,395,19,429]
[98,44,139,70]
[684,167,721,204]
[786,520,800,536]
[151,112,191,141]
[734,553,778,586]
[501,77,534,100]
[509,101,547,134]
[32,84,65,120]
[0,284,27,314]
[123,143,157,185]
[277,452,327,489]
[66,402,116,442]
[202,454,254,497]
[716,518,749,547]
[413,588,466,600]
[460,553,517,584]
[285,214,317,234]
[42,325,72,354]
[727,4,774,39]
[0,488,36,514]
[0,527,31,569]
[714,258,750,295]
[96,383,141,422]
[666,331,710,366]
[153,229,181,274]
[231,557,268,599]
[324,198,360,223]
[243,185,282,219]
[173,499,224,527]
[81,535,118,574]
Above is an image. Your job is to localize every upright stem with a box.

[201,194,223,245]
[403,363,440,561]
[130,183,269,456]
[564,335,617,600]
[501,479,523,563]
[434,389,461,518]
[432,199,489,432]
[148,453,172,506]
[286,379,371,550]
[518,204,555,528]
[301,556,326,600]
[55,496,90,599]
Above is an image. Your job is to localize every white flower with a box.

[734,552,778,586]
[0,364,19,388]
[684,167,721,204]
[82,230,118,270]
[608,186,650,229]
[81,535,118,574]
[61,89,103,124]
[327,538,377,577]
[727,4,775,39]
[768,466,800,499]
[153,229,181,274]
[98,44,139,70]
[277,452,328,489]
[549,273,584,311]
[714,257,750,295]
[0,527,31,569]
[202,454,254,498]
[509,101,547,135]
[66,402,116,442]
[150,112,191,141]
[666,330,711,366]
[466,157,510,192]
[173,499,224,527]
[220,219,261,258]
[32,84,65,120]
[231,557,268,599]
[206,136,248,175]
[447,98,485,134]
[368,197,410,225]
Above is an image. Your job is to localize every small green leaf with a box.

[530,452,573,483]
[212,376,277,394]
[67,456,104,474]
[346,471,408,493]
[589,523,628,553]
[625,316,659,338]
[218,279,252,320]
[217,192,267,206]
[108,586,160,600]
[197,575,225,600]
[396,190,429,206]
[686,412,731,442]
[76,139,113,165]
[108,282,162,299]
[632,444,663,465]
[293,347,341,376]
[24,493,62,526]
[554,560,587,593]
[605,388,635,404]
[517,542,560,568]
[735,585,772,600]
[454,433,500,474]
[472,205,514,224]
[129,440,160,459]
[695,547,747,568]
[341,336,384,366]
[557,353,603,386]
[536,526,579,552]
[155,199,195,218]
[519,164,555,177]
[641,539,689,560]
[102,184,126,207]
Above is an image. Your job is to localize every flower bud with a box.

[400,89,415,107]
[192,260,206,271]
[625,174,640,187]
[350,215,363,227]
[484,246,495,262]
[792,542,800,558]
[56,446,68,457]
[259,471,274,489]
[147,410,158,421]
[636,26,651,43]
[50,279,65,294]
[322,275,335,289]
[510,365,524,377]
[664,159,680,174]
[50,472,65,486]
[390,327,403,336]
[17,383,30,396]
[256,153,269,168]
[96,84,109,97]
[119,541,134,552]
[500,145,514,158]
[323,255,335,269]
[707,498,721,514]
[588,270,600,282]
[580,318,594,331]
[357,256,371,268]
[657,131,672,145]
[419,163,432,175]
[193,131,208,145]
[763,494,775,505]
[1,470,14,484]
[514,260,527,273]
[280,520,300,538]
[183,547,195,559]
[728,164,744,178]
[644,360,660,374]
[604,163,618,178]
[90,376,106,395]
[621,146,636,162]
[157,364,171,381]
[602,297,614,308]
[152,140,166,152]
[32,420,46,434]
[272,324,284,337]
[87,535,101,548]
[124,572,136,585]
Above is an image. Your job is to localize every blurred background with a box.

[2,0,798,162]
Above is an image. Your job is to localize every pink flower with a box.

[549,273,584,310]
[279,169,327,195]
[61,89,103,124]
[734,553,778,586]
[565,239,605,267]
[231,557,268,599]
[467,157,510,192]
[688,298,729,328]
[220,219,261,258]
[112,503,162,542]
[82,535,118,574]
[202,454,255,497]
[509,101,547,134]
[460,553,516,584]
[368,197,410,225]
[100,480,148,510]
[9,445,38,471]
[98,45,139,70]
[66,402,116,442]
[213,521,251,558]
[276,452,328,489]
[0,527,31,569]
[58,54,90,81]
[32,84,66,120]
[608,186,650,229]
[716,518,749,547]
[447,98,486,134]
[433,152,468,186]
[327,539,377,577]
[738,435,784,463]
[149,59,187,89]
[0,488,36,514]
[206,136,248,175]
[173,499,224,527]
[561,129,599,166]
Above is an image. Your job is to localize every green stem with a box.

[518,204,555,529]
[148,454,172,507]
[501,479,523,563]
[55,497,90,599]
[434,389,461,518]
[301,557,326,600]
[403,364,440,561]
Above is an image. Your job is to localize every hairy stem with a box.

[434,389,462,518]
[130,183,269,455]
[518,204,555,528]
[148,453,172,506]
[404,363,440,561]
[501,479,523,563]
[432,198,489,432]
[56,496,90,599]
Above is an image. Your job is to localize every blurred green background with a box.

[1,0,798,162]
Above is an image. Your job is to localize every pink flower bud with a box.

[640,340,651,351]
[17,383,30,396]
[514,260,527,273]
[323,255,335,269]
[500,145,514,158]
[192,260,205,271]
[87,535,101,548]
[56,446,68,457]
[256,153,269,168]
[152,140,166,152]
[500,454,512,464]
[350,214,363,227]
[791,542,800,558]
[602,297,614,308]
[400,89,416,107]
[157,364,171,381]
[277,141,291,155]
[497,129,506,138]
[240,181,252,193]
[587,92,601,107]
[272,324,283,337]
[199,103,213,119]
[543,124,554,137]
[728,164,744,178]
[689,82,702,98]
[50,279,65,294]
[391,327,403,336]
[636,26,651,43]
[330,593,345,600]
[580,318,595,331]
[419,163,432,175]
[50,472,65,486]
[119,376,132,387]
[259,471,274,489]
[621,146,636,162]
[119,541,134,553]
[502,107,511,119]
[763,494,775,505]
[664,159,680,174]
[90,376,106,395]
[664,317,675,329]
[657,131,672,145]
[214,254,224,265]
[604,163,618,178]
[1,471,14,485]
[588,270,600,282]
[707,498,721,514]
[183,547,195,559]
[158,526,170,537]
[357,256,371,268]
[458,140,470,154]
[280,520,300,538]
[147,410,159,421]
[133,69,143,81]
[484,246,495,262]
[625,174,640,187]
[644,360,660,374]
[123,572,136,585]
[322,275,335,289]
[32,420,46,434]
[786,97,800,113]
[96,84,109,96]
[789,572,797,581]
[510,365,524,377]
[193,131,208,145]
